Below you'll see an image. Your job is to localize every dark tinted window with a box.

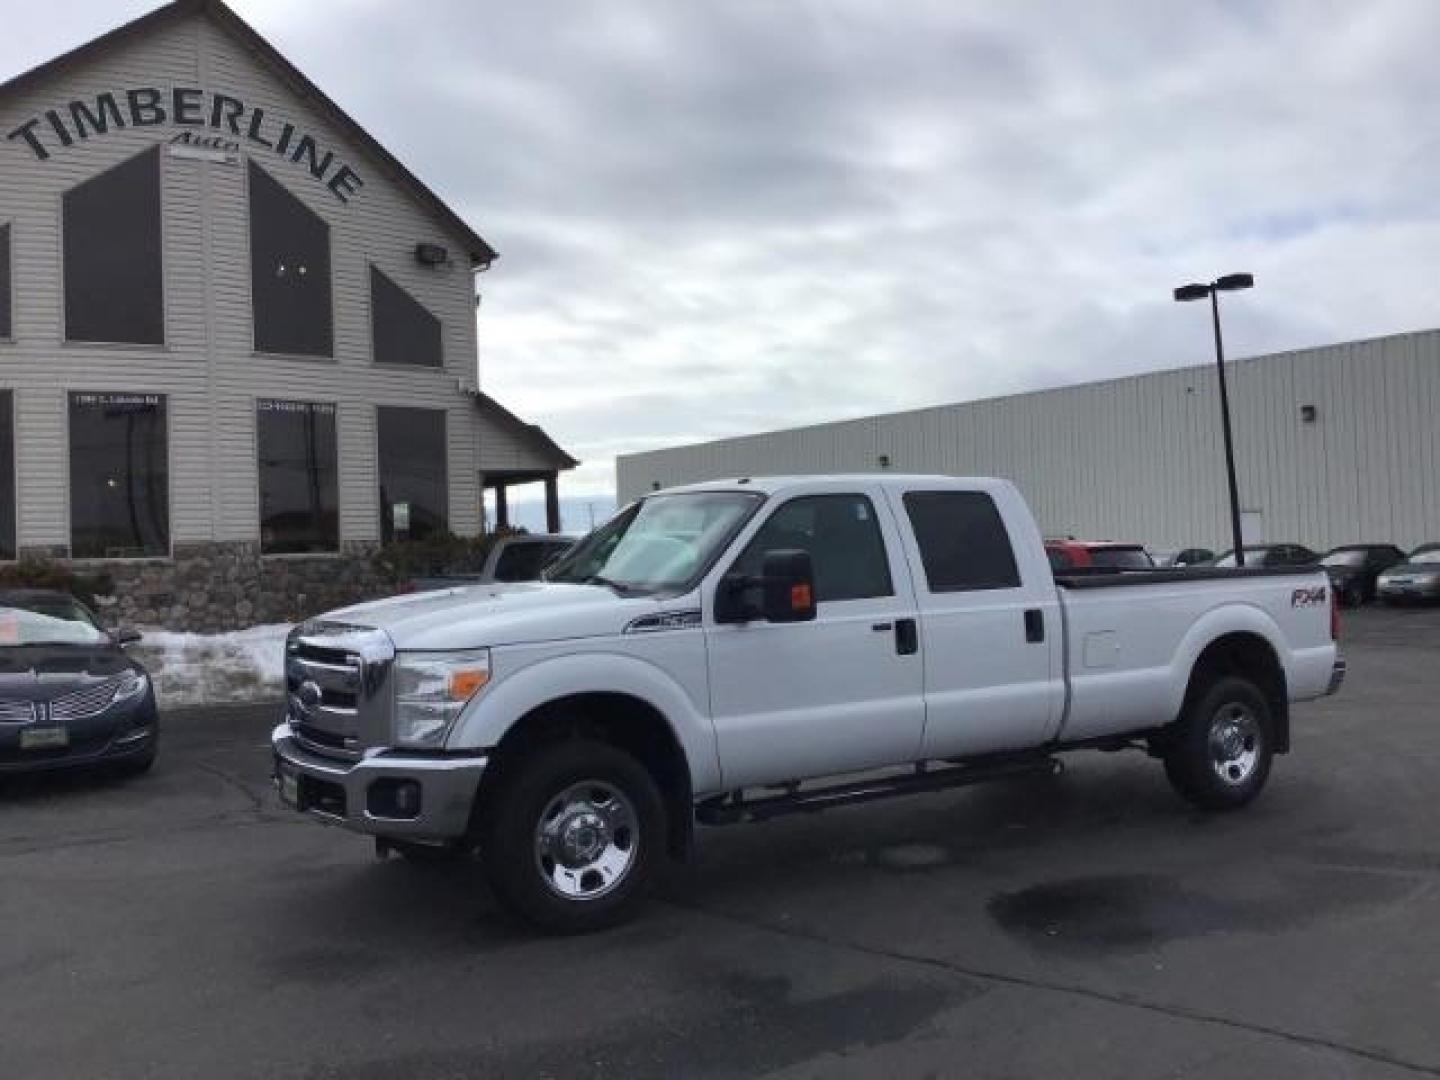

[1090,547,1153,569]
[371,266,442,367]
[64,147,163,344]
[249,161,332,356]
[0,222,11,340]
[904,490,1020,592]
[733,494,892,602]
[493,540,567,582]
[1046,548,1072,570]
[378,406,447,542]
[69,392,168,558]
[257,399,338,554]
[0,391,13,559]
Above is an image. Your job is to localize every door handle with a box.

[1024,609,1045,644]
[895,618,918,656]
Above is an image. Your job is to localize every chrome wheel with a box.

[533,780,639,901]
[1208,702,1262,786]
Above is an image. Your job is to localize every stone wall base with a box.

[49,541,394,632]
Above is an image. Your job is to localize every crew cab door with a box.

[704,487,925,789]
[884,483,1064,758]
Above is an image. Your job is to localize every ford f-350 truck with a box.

[273,475,1344,932]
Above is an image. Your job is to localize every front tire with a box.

[480,739,666,934]
[1163,675,1273,811]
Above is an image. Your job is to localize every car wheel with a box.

[1163,675,1273,811]
[480,738,666,934]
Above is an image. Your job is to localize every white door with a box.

[884,485,1064,759]
[705,490,925,789]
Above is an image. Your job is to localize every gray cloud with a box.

[7,0,1440,502]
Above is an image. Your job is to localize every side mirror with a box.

[714,548,818,624]
[114,628,142,646]
[760,549,817,623]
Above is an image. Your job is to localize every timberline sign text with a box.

[6,87,364,202]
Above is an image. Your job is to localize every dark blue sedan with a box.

[0,589,158,776]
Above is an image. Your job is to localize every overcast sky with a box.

[8,1,1440,509]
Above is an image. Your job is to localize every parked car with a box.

[1210,544,1319,568]
[0,589,158,777]
[1150,547,1215,568]
[275,475,1342,933]
[1376,543,1440,604]
[1045,539,1154,570]
[406,534,578,592]
[1320,544,1406,607]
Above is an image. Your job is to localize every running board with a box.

[695,755,1062,826]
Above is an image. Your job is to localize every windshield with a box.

[545,491,762,593]
[1090,547,1153,569]
[0,595,108,646]
[1322,550,1367,568]
[1212,547,1268,568]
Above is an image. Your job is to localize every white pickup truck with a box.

[273,475,1344,932]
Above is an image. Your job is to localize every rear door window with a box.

[903,491,1020,592]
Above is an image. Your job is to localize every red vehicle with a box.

[1045,539,1155,571]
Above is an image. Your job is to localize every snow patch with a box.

[130,624,291,708]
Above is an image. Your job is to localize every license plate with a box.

[20,726,69,750]
[276,761,300,807]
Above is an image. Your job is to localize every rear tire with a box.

[480,739,667,934]
[1163,675,1273,811]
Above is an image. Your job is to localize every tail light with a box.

[1330,588,1340,641]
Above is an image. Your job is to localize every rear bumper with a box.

[1327,658,1347,696]
[271,722,486,841]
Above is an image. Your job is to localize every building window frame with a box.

[375,404,450,544]
[0,390,15,561]
[368,262,444,370]
[0,221,13,344]
[59,145,168,349]
[254,396,342,558]
[65,390,173,562]
[245,159,336,362]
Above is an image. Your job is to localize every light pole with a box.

[1174,272,1253,567]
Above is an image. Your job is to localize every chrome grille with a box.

[51,677,122,721]
[0,699,36,724]
[285,624,394,761]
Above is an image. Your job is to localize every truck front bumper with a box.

[271,722,486,841]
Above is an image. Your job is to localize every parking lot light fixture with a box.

[1174,273,1254,567]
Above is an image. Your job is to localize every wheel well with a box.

[1180,633,1290,752]
[481,692,695,861]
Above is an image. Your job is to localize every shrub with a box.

[0,558,115,610]
[370,529,525,585]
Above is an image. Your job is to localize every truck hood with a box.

[320,582,667,650]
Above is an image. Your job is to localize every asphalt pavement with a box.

[3,606,1439,1079]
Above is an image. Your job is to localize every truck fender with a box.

[449,651,721,796]
[1166,603,1290,734]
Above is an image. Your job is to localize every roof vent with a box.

[415,243,449,267]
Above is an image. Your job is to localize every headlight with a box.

[112,670,148,703]
[393,649,491,749]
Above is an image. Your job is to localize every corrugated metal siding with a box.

[0,11,551,551]
[617,329,1440,551]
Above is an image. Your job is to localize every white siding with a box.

[0,10,546,552]
[617,329,1440,552]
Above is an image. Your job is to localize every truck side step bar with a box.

[695,754,1063,826]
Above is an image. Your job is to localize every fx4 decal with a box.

[1291,586,1328,608]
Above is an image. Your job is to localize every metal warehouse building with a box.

[618,328,1440,553]
[0,0,574,629]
